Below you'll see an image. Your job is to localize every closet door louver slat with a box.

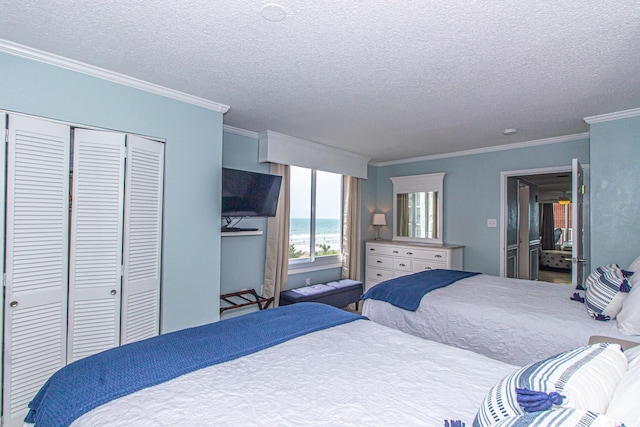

[121,135,164,344]
[3,115,70,426]
[67,129,125,363]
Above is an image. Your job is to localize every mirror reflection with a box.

[396,191,438,239]
[390,172,444,244]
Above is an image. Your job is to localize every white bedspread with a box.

[72,319,516,426]
[363,274,640,366]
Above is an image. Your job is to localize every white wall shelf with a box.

[221,230,263,237]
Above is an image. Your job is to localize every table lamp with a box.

[372,213,386,240]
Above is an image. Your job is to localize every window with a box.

[289,166,343,269]
[553,202,573,247]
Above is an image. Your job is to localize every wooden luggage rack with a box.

[220,289,274,315]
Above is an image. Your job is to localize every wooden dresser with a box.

[365,240,464,291]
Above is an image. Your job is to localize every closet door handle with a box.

[9,301,18,308]
[110,290,117,295]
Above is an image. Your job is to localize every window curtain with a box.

[397,193,409,236]
[540,203,555,250]
[263,163,290,307]
[341,175,361,281]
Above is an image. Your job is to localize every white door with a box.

[572,159,586,288]
[67,129,126,362]
[121,135,164,344]
[0,114,6,416]
[517,183,530,279]
[3,115,70,426]
[505,177,519,278]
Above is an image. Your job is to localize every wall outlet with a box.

[305,278,311,286]
[487,218,497,228]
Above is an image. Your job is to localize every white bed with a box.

[362,274,640,366]
[28,308,517,427]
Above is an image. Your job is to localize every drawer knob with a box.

[424,267,432,270]
[9,301,18,308]
[369,248,375,251]
[377,260,382,263]
[406,251,413,255]
[399,263,406,267]
[435,254,442,258]
[377,273,383,277]
[393,250,399,254]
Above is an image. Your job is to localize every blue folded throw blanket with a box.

[362,269,480,311]
[25,302,365,427]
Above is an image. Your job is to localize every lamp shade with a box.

[372,213,387,226]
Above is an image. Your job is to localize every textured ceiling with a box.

[1,1,639,163]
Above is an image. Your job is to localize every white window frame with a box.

[288,168,343,273]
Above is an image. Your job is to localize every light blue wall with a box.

[220,132,270,297]
[1,53,223,333]
[221,131,343,303]
[589,116,640,269]
[370,139,590,275]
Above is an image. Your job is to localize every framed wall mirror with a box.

[390,172,444,244]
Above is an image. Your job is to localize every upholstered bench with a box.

[280,279,364,310]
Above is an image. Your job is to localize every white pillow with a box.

[617,284,640,335]
[473,343,627,427]
[606,351,640,425]
[585,264,633,320]
[628,255,640,274]
[623,344,640,365]
[627,255,640,290]
[490,408,626,427]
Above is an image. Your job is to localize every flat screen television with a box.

[221,167,282,231]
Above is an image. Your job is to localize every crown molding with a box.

[0,38,230,113]
[223,125,259,139]
[372,132,590,167]
[584,107,640,124]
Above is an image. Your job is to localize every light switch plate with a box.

[487,218,497,227]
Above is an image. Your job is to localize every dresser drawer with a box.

[393,257,412,272]
[367,254,393,269]
[366,244,402,257]
[403,248,447,262]
[366,267,394,282]
[412,260,446,272]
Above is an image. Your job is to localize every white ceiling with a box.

[1,1,638,163]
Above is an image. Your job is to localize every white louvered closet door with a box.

[121,135,164,344]
[67,129,125,363]
[3,115,70,427]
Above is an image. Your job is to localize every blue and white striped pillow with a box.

[473,343,627,427]
[585,264,633,321]
[489,408,627,427]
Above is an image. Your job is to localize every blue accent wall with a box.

[589,116,640,269]
[221,131,343,305]
[221,132,270,296]
[1,52,223,333]
[370,139,590,275]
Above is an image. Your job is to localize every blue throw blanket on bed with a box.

[362,269,480,311]
[25,303,364,427]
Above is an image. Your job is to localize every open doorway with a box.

[500,163,590,286]
[519,172,572,284]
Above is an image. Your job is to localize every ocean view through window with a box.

[289,166,342,265]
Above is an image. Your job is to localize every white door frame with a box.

[499,164,591,277]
